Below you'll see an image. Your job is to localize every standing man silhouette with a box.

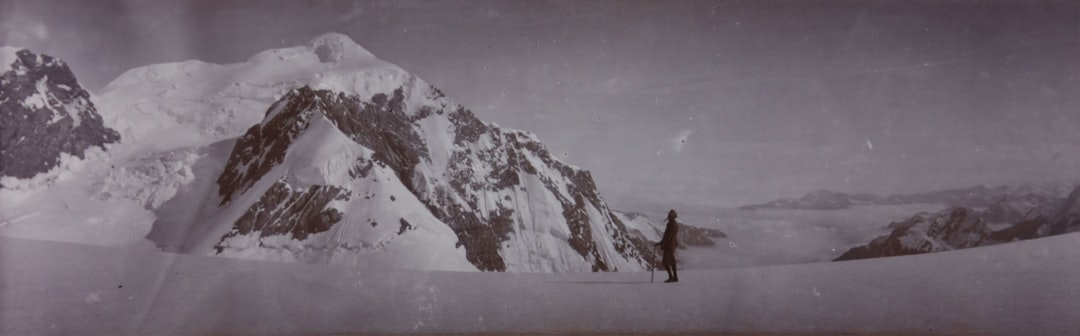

[655,209,680,283]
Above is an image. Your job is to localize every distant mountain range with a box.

[835,183,1080,261]
[739,183,1075,212]
[737,182,1080,262]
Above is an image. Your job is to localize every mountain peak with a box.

[241,32,380,66]
[0,48,120,183]
[307,32,376,63]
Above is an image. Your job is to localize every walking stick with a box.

[651,245,657,283]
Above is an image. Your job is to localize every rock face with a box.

[0,48,119,183]
[204,82,652,272]
[215,180,347,253]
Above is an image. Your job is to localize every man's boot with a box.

[671,265,679,282]
[664,265,676,283]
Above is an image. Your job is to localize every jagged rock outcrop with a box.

[0,48,119,183]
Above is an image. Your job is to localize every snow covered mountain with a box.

[835,184,1080,261]
[133,33,653,272]
[0,34,658,272]
[0,47,120,186]
[0,36,402,248]
[833,207,994,261]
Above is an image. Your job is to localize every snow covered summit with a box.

[125,33,654,272]
[95,33,400,156]
[308,32,378,62]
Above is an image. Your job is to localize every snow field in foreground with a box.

[3,232,1079,335]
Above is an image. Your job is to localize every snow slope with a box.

[0,142,200,247]
[4,233,1079,334]
[95,32,400,157]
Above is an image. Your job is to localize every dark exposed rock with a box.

[563,194,603,268]
[398,218,413,235]
[216,88,323,205]
[448,106,487,145]
[424,185,510,271]
[217,86,429,206]
[0,49,119,183]
[329,90,428,192]
[347,157,373,179]
[215,179,346,253]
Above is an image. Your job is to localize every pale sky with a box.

[3,0,1079,214]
